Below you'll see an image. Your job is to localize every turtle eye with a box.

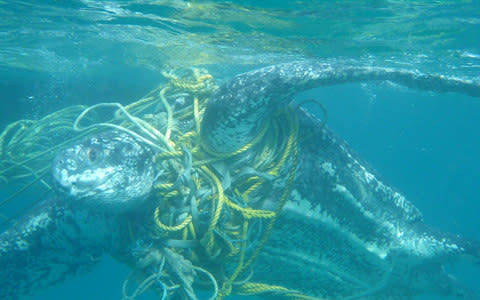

[88,148,97,162]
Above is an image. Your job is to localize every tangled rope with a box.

[0,67,325,300]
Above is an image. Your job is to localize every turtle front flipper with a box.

[0,198,122,300]
[201,61,480,153]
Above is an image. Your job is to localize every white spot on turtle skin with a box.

[15,239,28,250]
[65,158,77,171]
[23,212,49,233]
[366,245,388,259]
[364,171,375,184]
[395,222,404,238]
[321,162,335,176]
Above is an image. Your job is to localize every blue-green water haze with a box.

[1,1,479,299]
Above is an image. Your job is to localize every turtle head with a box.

[52,130,157,210]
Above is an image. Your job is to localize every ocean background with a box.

[1,1,479,299]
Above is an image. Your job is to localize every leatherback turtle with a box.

[1,61,480,300]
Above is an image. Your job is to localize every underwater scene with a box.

[1,1,480,300]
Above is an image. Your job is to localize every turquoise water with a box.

[1,0,479,299]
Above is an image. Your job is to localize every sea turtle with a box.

[1,61,479,300]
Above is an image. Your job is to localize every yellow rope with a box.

[199,165,225,255]
[235,282,326,300]
[224,196,275,219]
[155,151,183,160]
[201,118,271,158]
[123,72,308,300]
[1,67,321,300]
[154,206,193,232]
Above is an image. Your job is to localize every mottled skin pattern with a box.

[253,110,480,299]
[1,61,480,299]
[0,131,156,299]
[0,198,123,299]
[201,61,480,299]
